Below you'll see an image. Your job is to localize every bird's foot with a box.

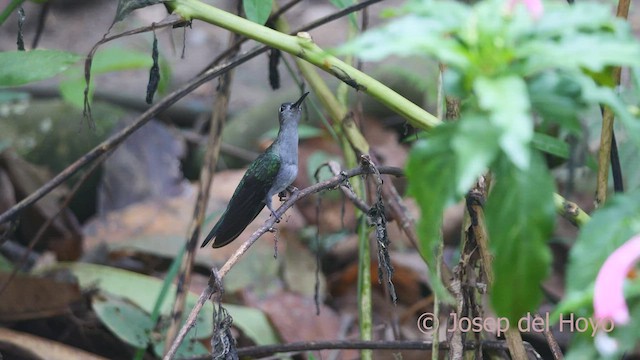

[278,185,298,202]
[268,207,281,223]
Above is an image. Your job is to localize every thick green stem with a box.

[0,0,24,26]
[168,0,441,131]
[553,193,591,227]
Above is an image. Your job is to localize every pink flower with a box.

[506,0,544,20]
[593,234,640,325]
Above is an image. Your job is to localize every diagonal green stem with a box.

[0,0,25,26]
[166,0,441,131]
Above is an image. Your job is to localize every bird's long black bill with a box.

[293,92,309,108]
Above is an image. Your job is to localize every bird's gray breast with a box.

[268,157,297,197]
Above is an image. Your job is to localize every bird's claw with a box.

[278,185,298,201]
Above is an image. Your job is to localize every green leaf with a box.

[0,50,81,86]
[486,153,555,321]
[532,132,569,159]
[566,190,640,296]
[474,76,532,169]
[114,0,163,23]
[91,47,156,74]
[528,71,582,133]
[59,47,170,109]
[451,116,500,194]
[306,150,342,183]
[338,12,469,69]
[53,263,212,335]
[575,73,640,149]
[92,293,154,348]
[406,125,459,304]
[224,303,279,346]
[243,0,272,25]
[329,0,357,28]
[520,35,640,75]
[59,77,91,109]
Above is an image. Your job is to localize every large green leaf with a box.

[60,47,171,108]
[451,116,500,194]
[485,153,555,321]
[0,50,81,86]
[566,190,640,296]
[474,76,532,169]
[54,263,212,335]
[337,11,469,69]
[50,263,278,351]
[92,292,154,348]
[406,125,458,304]
[519,35,640,75]
[243,0,272,25]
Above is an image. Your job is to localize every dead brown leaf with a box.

[0,272,82,322]
[0,327,107,360]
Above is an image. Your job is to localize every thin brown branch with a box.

[181,339,540,359]
[163,165,403,359]
[536,313,563,360]
[595,0,630,207]
[163,25,242,354]
[324,161,371,213]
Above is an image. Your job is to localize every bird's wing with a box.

[200,151,281,248]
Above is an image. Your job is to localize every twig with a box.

[172,339,542,359]
[163,165,403,359]
[536,313,563,360]
[324,161,370,213]
[230,339,532,358]
[163,24,242,354]
[594,0,630,207]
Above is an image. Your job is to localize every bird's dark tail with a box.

[200,204,265,248]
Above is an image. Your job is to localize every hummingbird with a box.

[200,92,309,248]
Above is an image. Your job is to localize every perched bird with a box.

[200,92,309,248]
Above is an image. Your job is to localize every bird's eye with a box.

[280,105,286,112]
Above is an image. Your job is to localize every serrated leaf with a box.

[114,0,163,23]
[485,153,555,321]
[338,13,469,68]
[475,76,532,169]
[520,35,640,75]
[243,0,272,25]
[0,50,81,86]
[566,190,640,296]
